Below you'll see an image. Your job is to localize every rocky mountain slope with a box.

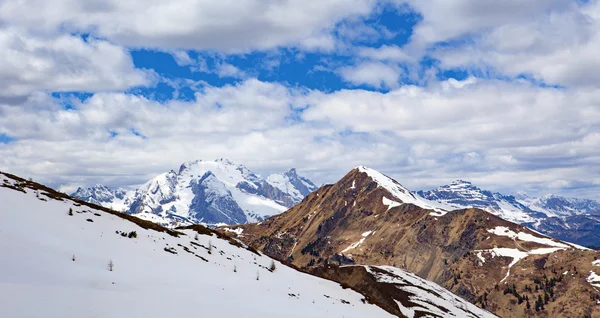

[72,159,317,227]
[418,181,600,247]
[228,166,600,318]
[1,170,497,318]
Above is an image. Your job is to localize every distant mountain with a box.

[417,180,600,247]
[72,159,317,227]
[230,166,599,317]
[71,184,132,211]
[516,193,600,217]
[267,168,318,203]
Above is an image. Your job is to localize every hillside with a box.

[0,171,394,318]
[72,159,317,227]
[229,166,600,317]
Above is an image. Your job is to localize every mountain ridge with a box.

[417,180,600,246]
[72,159,317,227]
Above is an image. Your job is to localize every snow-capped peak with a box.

[71,184,132,211]
[356,166,450,215]
[74,159,318,228]
[267,168,318,203]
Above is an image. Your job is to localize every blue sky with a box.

[0,0,599,199]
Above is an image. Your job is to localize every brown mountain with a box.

[226,166,600,317]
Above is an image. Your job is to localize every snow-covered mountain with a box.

[516,193,600,217]
[0,171,394,318]
[416,180,547,224]
[71,184,133,212]
[72,159,317,227]
[267,168,318,203]
[417,180,600,247]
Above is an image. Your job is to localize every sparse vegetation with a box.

[128,231,137,238]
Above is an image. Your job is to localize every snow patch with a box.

[382,197,401,210]
[487,226,571,249]
[588,271,600,288]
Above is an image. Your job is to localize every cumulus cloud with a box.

[0,28,151,99]
[338,61,402,89]
[1,0,599,201]
[401,0,600,87]
[0,0,379,52]
[1,77,599,199]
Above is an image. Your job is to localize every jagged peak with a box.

[284,168,298,177]
[215,158,239,166]
[449,179,472,186]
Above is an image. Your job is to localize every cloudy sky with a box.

[1,0,599,199]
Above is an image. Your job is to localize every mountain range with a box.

[228,166,600,317]
[72,159,318,227]
[417,180,600,247]
[72,160,600,248]
[0,170,495,318]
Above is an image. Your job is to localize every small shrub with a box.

[86,219,94,222]
[68,208,73,216]
[128,231,137,238]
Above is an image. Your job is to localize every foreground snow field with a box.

[0,173,392,318]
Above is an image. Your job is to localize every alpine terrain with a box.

[228,166,600,318]
[1,170,496,318]
[72,159,317,227]
[418,180,600,247]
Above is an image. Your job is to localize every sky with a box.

[0,0,599,199]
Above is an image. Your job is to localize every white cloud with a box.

[1,78,600,199]
[0,0,379,52]
[400,0,600,87]
[0,28,151,98]
[338,61,402,89]
[357,45,412,62]
[216,62,246,79]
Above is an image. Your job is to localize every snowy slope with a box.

[0,172,392,318]
[74,159,318,227]
[362,266,497,318]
